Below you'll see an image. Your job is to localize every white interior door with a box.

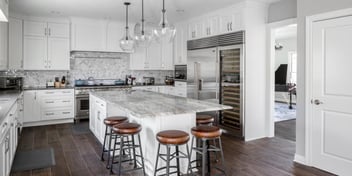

[311,15,352,176]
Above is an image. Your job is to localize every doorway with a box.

[266,18,297,140]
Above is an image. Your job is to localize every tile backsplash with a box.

[3,52,173,87]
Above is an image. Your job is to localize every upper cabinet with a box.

[186,6,244,41]
[0,0,8,22]
[130,39,174,70]
[23,19,70,70]
[174,23,187,65]
[70,18,125,53]
[9,17,23,70]
[0,20,8,70]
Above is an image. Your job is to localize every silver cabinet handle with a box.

[62,112,71,114]
[62,100,71,103]
[46,101,55,104]
[311,99,323,105]
[46,92,55,94]
[46,112,55,116]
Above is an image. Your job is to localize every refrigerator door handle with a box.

[198,79,203,91]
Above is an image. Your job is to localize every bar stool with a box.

[101,116,128,168]
[110,122,145,176]
[189,126,226,176]
[196,114,214,126]
[154,130,191,176]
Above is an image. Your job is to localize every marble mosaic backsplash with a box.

[2,52,173,87]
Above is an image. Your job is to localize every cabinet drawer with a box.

[40,97,74,108]
[41,109,73,120]
[39,89,74,96]
[174,81,187,88]
[94,97,106,109]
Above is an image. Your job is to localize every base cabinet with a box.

[89,94,107,143]
[23,89,74,126]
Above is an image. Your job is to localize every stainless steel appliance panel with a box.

[187,47,219,101]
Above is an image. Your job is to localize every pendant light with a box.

[134,0,154,47]
[120,2,135,52]
[153,0,176,43]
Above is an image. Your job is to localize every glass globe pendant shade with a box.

[134,21,155,47]
[153,0,176,43]
[119,2,135,52]
[120,30,135,52]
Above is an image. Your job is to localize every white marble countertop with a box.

[0,90,22,124]
[91,90,232,118]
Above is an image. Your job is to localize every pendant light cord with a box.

[124,2,130,40]
[141,0,145,35]
[162,0,166,28]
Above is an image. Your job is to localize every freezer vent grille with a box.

[187,31,245,50]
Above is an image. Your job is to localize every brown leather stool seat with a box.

[156,130,190,145]
[104,116,128,126]
[196,114,214,125]
[112,122,141,135]
[191,125,221,139]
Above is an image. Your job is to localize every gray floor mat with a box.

[11,148,56,172]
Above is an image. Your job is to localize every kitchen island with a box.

[89,90,232,175]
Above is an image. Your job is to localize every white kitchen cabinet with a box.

[89,95,106,143]
[9,17,23,70]
[188,21,203,40]
[106,21,125,52]
[71,18,126,53]
[130,47,147,70]
[161,38,174,70]
[24,89,74,125]
[146,40,162,69]
[130,40,173,70]
[23,90,41,123]
[174,81,187,97]
[0,130,10,176]
[219,12,243,34]
[203,17,219,37]
[0,0,9,22]
[23,20,70,70]
[174,23,187,65]
[0,21,8,70]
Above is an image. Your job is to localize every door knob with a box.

[312,99,323,105]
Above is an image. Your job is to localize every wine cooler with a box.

[219,45,244,137]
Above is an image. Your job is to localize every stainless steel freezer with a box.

[187,47,219,101]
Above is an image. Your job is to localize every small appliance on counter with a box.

[174,65,187,81]
[0,76,23,90]
[143,77,155,85]
[164,76,174,85]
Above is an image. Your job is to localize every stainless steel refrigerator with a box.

[187,44,244,137]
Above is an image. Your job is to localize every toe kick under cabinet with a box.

[23,89,74,127]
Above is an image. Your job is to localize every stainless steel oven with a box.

[174,65,187,81]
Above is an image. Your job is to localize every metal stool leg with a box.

[188,136,195,174]
[101,125,108,161]
[106,128,114,169]
[176,145,180,176]
[186,143,193,175]
[218,137,226,175]
[137,134,146,176]
[118,136,125,176]
[202,139,207,176]
[110,134,119,174]
[154,143,161,176]
[166,145,171,175]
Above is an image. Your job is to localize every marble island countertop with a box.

[91,90,232,118]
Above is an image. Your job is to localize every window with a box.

[288,51,297,84]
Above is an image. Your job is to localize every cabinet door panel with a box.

[161,38,173,70]
[24,20,46,37]
[106,22,124,52]
[71,22,105,51]
[23,36,47,70]
[48,37,70,70]
[9,17,23,70]
[147,41,161,69]
[23,91,40,122]
[48,22,69,38]
[0,22,8,70]
[130,47,147,70]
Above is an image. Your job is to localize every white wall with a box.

[296,0,352,159]
[275,37,297,70]
[268,0,297,23]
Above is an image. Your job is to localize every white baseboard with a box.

[23,118,74,127]
[294,154,306,165]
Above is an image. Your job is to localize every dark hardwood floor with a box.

[11,123,334,176]
[275,119,296,141]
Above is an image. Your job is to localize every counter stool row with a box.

[101,114,225,176]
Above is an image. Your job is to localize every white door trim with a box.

[305,7,352,166]
[266,18,297,138]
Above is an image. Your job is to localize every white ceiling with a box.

[10,0,281,23]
